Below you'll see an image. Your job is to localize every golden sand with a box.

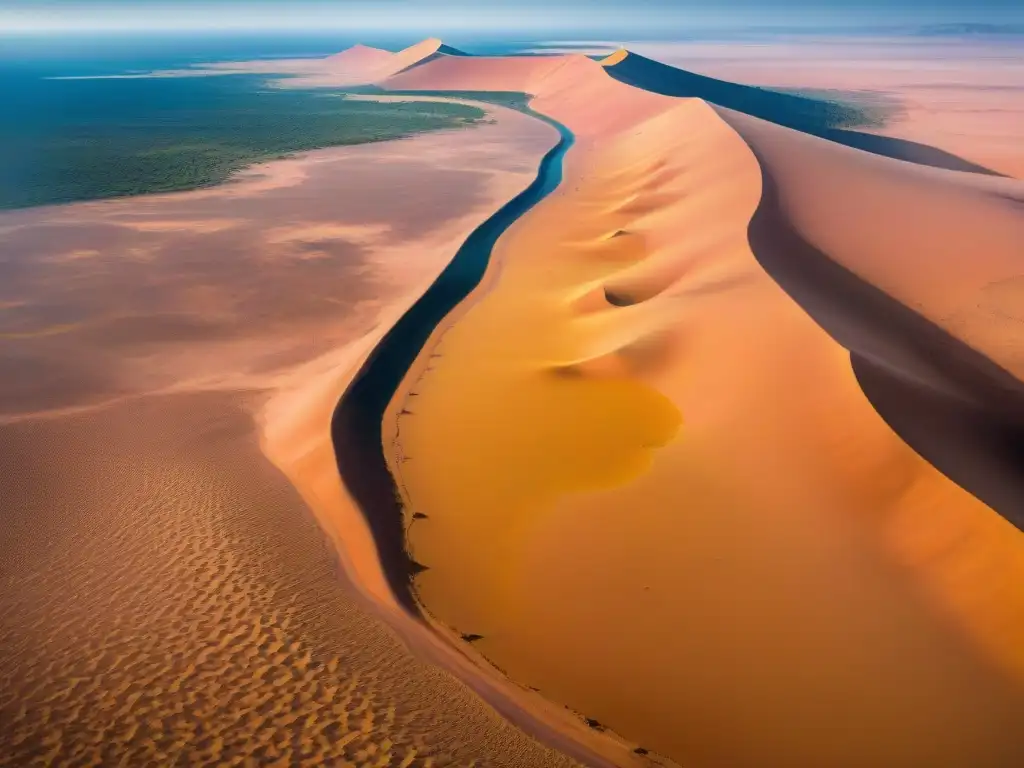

[375,45,1024,767]
[6,35,1024,767]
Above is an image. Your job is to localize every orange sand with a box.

[39,36,1023,766]
[361,43,1024,767]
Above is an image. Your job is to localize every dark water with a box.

[331,113,575,611]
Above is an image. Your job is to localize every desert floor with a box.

[0,109,596,767]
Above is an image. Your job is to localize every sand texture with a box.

[0,111,593,766]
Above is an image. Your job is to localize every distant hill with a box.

[912,23,1024,36]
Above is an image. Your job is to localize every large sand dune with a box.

[6,34,1024,768]
[600,48,1008,175]
[293,39,1024,767]
[593,37,1024,179]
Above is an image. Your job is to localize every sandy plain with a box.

[0,108,618,766]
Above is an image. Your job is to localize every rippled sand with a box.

[0,394,578,765]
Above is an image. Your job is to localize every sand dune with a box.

[596,37,1024,179]
[600,48,1008,175]
[7,34,1024,768]
[187,38,468,88]
[292,39,1024,767]
[203,38,474,89]
[718,109,1024,530]
[386,52,571,93]
[324,42,395,71]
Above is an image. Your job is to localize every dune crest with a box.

[302,37,1024,767]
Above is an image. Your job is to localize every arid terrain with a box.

[0,109,613,767]
[291,38,1024,768]
[3,33,1023,768]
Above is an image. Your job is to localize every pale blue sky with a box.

[2,0,1022,33]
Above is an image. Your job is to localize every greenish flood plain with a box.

[0,64,896,212]
[0,75,485,210]
[349,86,533,112]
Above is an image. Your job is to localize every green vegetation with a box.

[395,90,532,111]
[0,75,485,210]
[603,52,897,133]
[766,87,903,129]
[347,85,533,111]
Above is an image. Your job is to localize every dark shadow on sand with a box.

[330,112,574,613]
[391,43,472,76]
[736,140,1024,530]
[605,52,1005,177]
[821,129,1005,176]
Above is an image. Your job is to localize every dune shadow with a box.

[331,350,424,615]
[329,117,575,614]
[392,44,472,76]
[853,355,1024,525]
[605,53,1005,176]
[739,143,1024,530]
[820,129,1004,176]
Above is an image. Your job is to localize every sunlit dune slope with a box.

[718,108,1024,529]
[385,52,572,93]
[294,38,468,86]
[372,40,1024,768]
[324,42,394,71]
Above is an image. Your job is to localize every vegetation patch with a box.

[1,74,485,210]
[348,85,533,111]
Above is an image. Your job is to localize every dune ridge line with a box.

[263,37,1024,768]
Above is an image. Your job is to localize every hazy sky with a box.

[3,0,1023,34]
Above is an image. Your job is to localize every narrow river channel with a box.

[330,108,575,611]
